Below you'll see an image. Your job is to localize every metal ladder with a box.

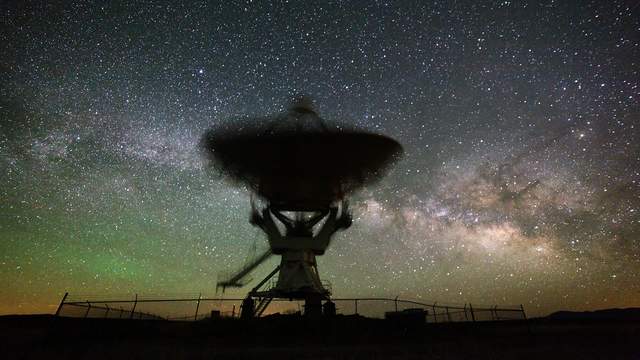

[255,297,273,317]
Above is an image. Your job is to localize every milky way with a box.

[1,1,639,316]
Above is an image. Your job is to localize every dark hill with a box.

[546,307,640,321]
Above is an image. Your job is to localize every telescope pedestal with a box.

[237,203,350,318]
[242,250,328,318]
[274,250,325,296]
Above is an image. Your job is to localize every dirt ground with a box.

[1,314,637,359]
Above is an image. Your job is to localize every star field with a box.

[0,1,639,316]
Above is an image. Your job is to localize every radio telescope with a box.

[202,97,402,317]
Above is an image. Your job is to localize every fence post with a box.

[446,306,451,322]
[520,304,527,321]
[105,304,110,319]
[84,301,91,318]
[194,294,202,321]
[232,305,236,318]
[130,294,138,319]
[469,303,476,322]
[520,304,532,334]
[55,292,69,317]
[463,304,469,321]
[355,299,358,315]
[119,307,124,318]
[395,296,398,312]
[432,302,437,323]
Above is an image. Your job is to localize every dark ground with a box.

[1,313,638,359]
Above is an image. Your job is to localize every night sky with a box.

[1,1,639,317]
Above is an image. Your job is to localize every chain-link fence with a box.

[56,301,164,320]
[55,293,527,323]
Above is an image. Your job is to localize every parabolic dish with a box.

[202,102,403,210]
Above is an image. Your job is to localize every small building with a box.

[385,308,428,327]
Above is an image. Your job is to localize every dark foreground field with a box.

[1,313,638,359]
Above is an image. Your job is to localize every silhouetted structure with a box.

[202,97,403,316]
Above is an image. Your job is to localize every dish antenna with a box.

[202,96,402,317]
